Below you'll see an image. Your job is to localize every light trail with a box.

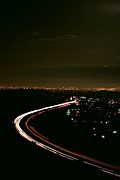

[14,100,120,178]
[14,100,78,161]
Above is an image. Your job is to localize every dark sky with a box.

[1,0,120,88]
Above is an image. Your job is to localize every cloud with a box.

[98,2,120,14]
[26,32,79,43]
[57,34,79,40]
[41,34,79,42]
[41,37,58,42]
[25,32,40,38]
[31,32,40,36]
[114,54,120,61]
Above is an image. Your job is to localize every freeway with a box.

[14,100,120,178]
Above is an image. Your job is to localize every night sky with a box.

[1,0,120,88]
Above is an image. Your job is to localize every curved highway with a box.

[14,101,120,178]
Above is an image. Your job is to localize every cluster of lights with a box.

[66,95,120,141]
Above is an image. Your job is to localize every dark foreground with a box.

[0,88,120,179]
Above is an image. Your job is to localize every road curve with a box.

[14,101,120,178]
